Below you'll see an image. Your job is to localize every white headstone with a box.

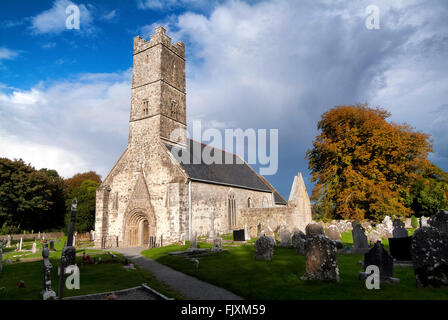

[244,224,251,241]
[19,237,23,251]
[32,242,37,254]
[6,235,11,248]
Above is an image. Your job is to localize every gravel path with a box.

[112,246,243,300]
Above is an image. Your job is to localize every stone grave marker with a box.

[389,236,412,261]
[305,223,324,238]
[428,209,448,234]
[278,228,291,247]
[291,230,306,255]
[190,231,198,249]
[324,225,341,240]
[49,240,55,251]
[6,235,11,248]
[254,236,274,261]
[19,237,22,251]
[359,242,399,284]
[352,224,368,251]
[392,219,408,238]
[32,242,37,254]
[212,237,222,252]
[411,226,448,287]
[300,235,339,282]
[367,230,382,245]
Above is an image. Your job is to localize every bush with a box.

[411,215,418,228]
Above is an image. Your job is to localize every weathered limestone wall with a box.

[94,140,189,248]
[238,207,302,238]
[191,181,275,237]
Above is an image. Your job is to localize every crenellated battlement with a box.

[133,26,185,58]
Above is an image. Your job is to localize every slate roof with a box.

[165,139,287,205]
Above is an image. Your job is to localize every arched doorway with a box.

[124,210,155,247]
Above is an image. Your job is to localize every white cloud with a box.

[137,0,215,11]
[30,0,94,35]
[0,47,20,61]
[101,9,119,22]
[0,70,131,178]
[159,0,448,175]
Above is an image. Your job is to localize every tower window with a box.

[247,197,252,208]
[170,100,178,119]
[142,100,149,116]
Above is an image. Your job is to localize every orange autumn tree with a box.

[306,104,433,221]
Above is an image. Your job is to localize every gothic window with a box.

[247,197,252,208]
[262,196,269,208]
[170,99,178,119]
[228,192,236,229]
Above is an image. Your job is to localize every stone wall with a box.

[0,232,64,241]
[191,181,275,237]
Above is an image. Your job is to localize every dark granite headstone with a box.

[364,242,394,279]
[392,219,408,238]
[233,229,245,241]
[411,226,448,287]
[389,236,412,261]
[352,224,368,249]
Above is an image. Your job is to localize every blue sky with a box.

[1,0,447,199]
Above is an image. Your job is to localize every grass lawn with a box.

[141,230,448,300]
[0,251,184,300]
[2,237,102,262]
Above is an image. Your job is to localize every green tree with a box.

[65,179,100,233]
[407,164,448,216]
[306,104,435,221]
[0,158,65,233]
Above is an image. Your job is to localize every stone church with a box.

[94,26,312,248]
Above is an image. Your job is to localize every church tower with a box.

[129,26,186,147]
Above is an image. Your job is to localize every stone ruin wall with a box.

[238,206,305,238]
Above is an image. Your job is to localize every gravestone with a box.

[419,216,428,227]
[90,230,95,241]
[392,219,408,238]
[291,230,306,255]
[254,236,274,261]
[32,242,37,254]
[212,237,222,252]
[233,229,245,241]
[359,242,398,284]
[190,231,198,249]
[324,225,341,240]
[6,235,11,248]
[49,240,55,251]
[258,226,275,239]
[305,223,324,238]
[365,242,393,277]
[300,235,339,282]
[19,237,22,251]
[352,224,368,249]
[389,237,412,261]
[367,230,382,245]
[278,228,291,247]
[428,210,448,234]
[244,225,251,241]
[41,243,56,300]
[411,226,448,287]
